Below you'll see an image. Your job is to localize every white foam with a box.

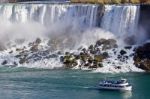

[19,58,63,69]
[78,28,116,49]
[93,47,144,73]
[0,4,144,73]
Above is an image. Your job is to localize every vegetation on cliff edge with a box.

[71,0,150,4]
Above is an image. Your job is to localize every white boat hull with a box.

[98,86,132,91]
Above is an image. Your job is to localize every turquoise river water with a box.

[0,67,149,99]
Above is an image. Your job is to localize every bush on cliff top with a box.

[71,0,150,4]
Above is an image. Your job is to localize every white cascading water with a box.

[101,5,140,45]
[0,3,100,51]
[0,3,143,72]
[0,3,101,69]
[94,5,143,73]
[0,3,99,27]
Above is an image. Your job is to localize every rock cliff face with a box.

[133,5,150,71]
[134,42,150,71]
[139,5,150,40]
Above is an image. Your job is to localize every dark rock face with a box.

[35,38,41,44]
[30,45,39,52]
[124,46,132,49]
[134,42,150,71]
[139,5,150,40]
[95,39,118,50]
[120,50,127,55]
[19,57,27,64]
[1,60,7,65]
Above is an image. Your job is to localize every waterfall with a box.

[0,3,99,27]
[0,3,144,72]
[101,5,140,42]
[0,4,141,45]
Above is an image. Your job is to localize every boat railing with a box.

[99,83,131,88]
[100,80,127,85]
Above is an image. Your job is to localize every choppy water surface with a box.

[0,67,149,99]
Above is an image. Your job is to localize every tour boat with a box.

[98,78,132,91]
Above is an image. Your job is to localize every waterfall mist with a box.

[0,3,106,51]
[0,17,46,49]
[0,3,146,72]
[0,3,146,51]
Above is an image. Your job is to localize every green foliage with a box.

[111,0,122,4]
[71,0,150,4]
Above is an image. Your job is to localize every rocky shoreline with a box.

[134,42,150,71]
[61,39,150,72]
[0,37,147,72]
[61,39,117,69]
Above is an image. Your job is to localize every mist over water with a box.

[0,4,102,50]
[0,18,46,49]
[0,3,145,50]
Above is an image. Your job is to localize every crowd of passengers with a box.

[101,80,127,84]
